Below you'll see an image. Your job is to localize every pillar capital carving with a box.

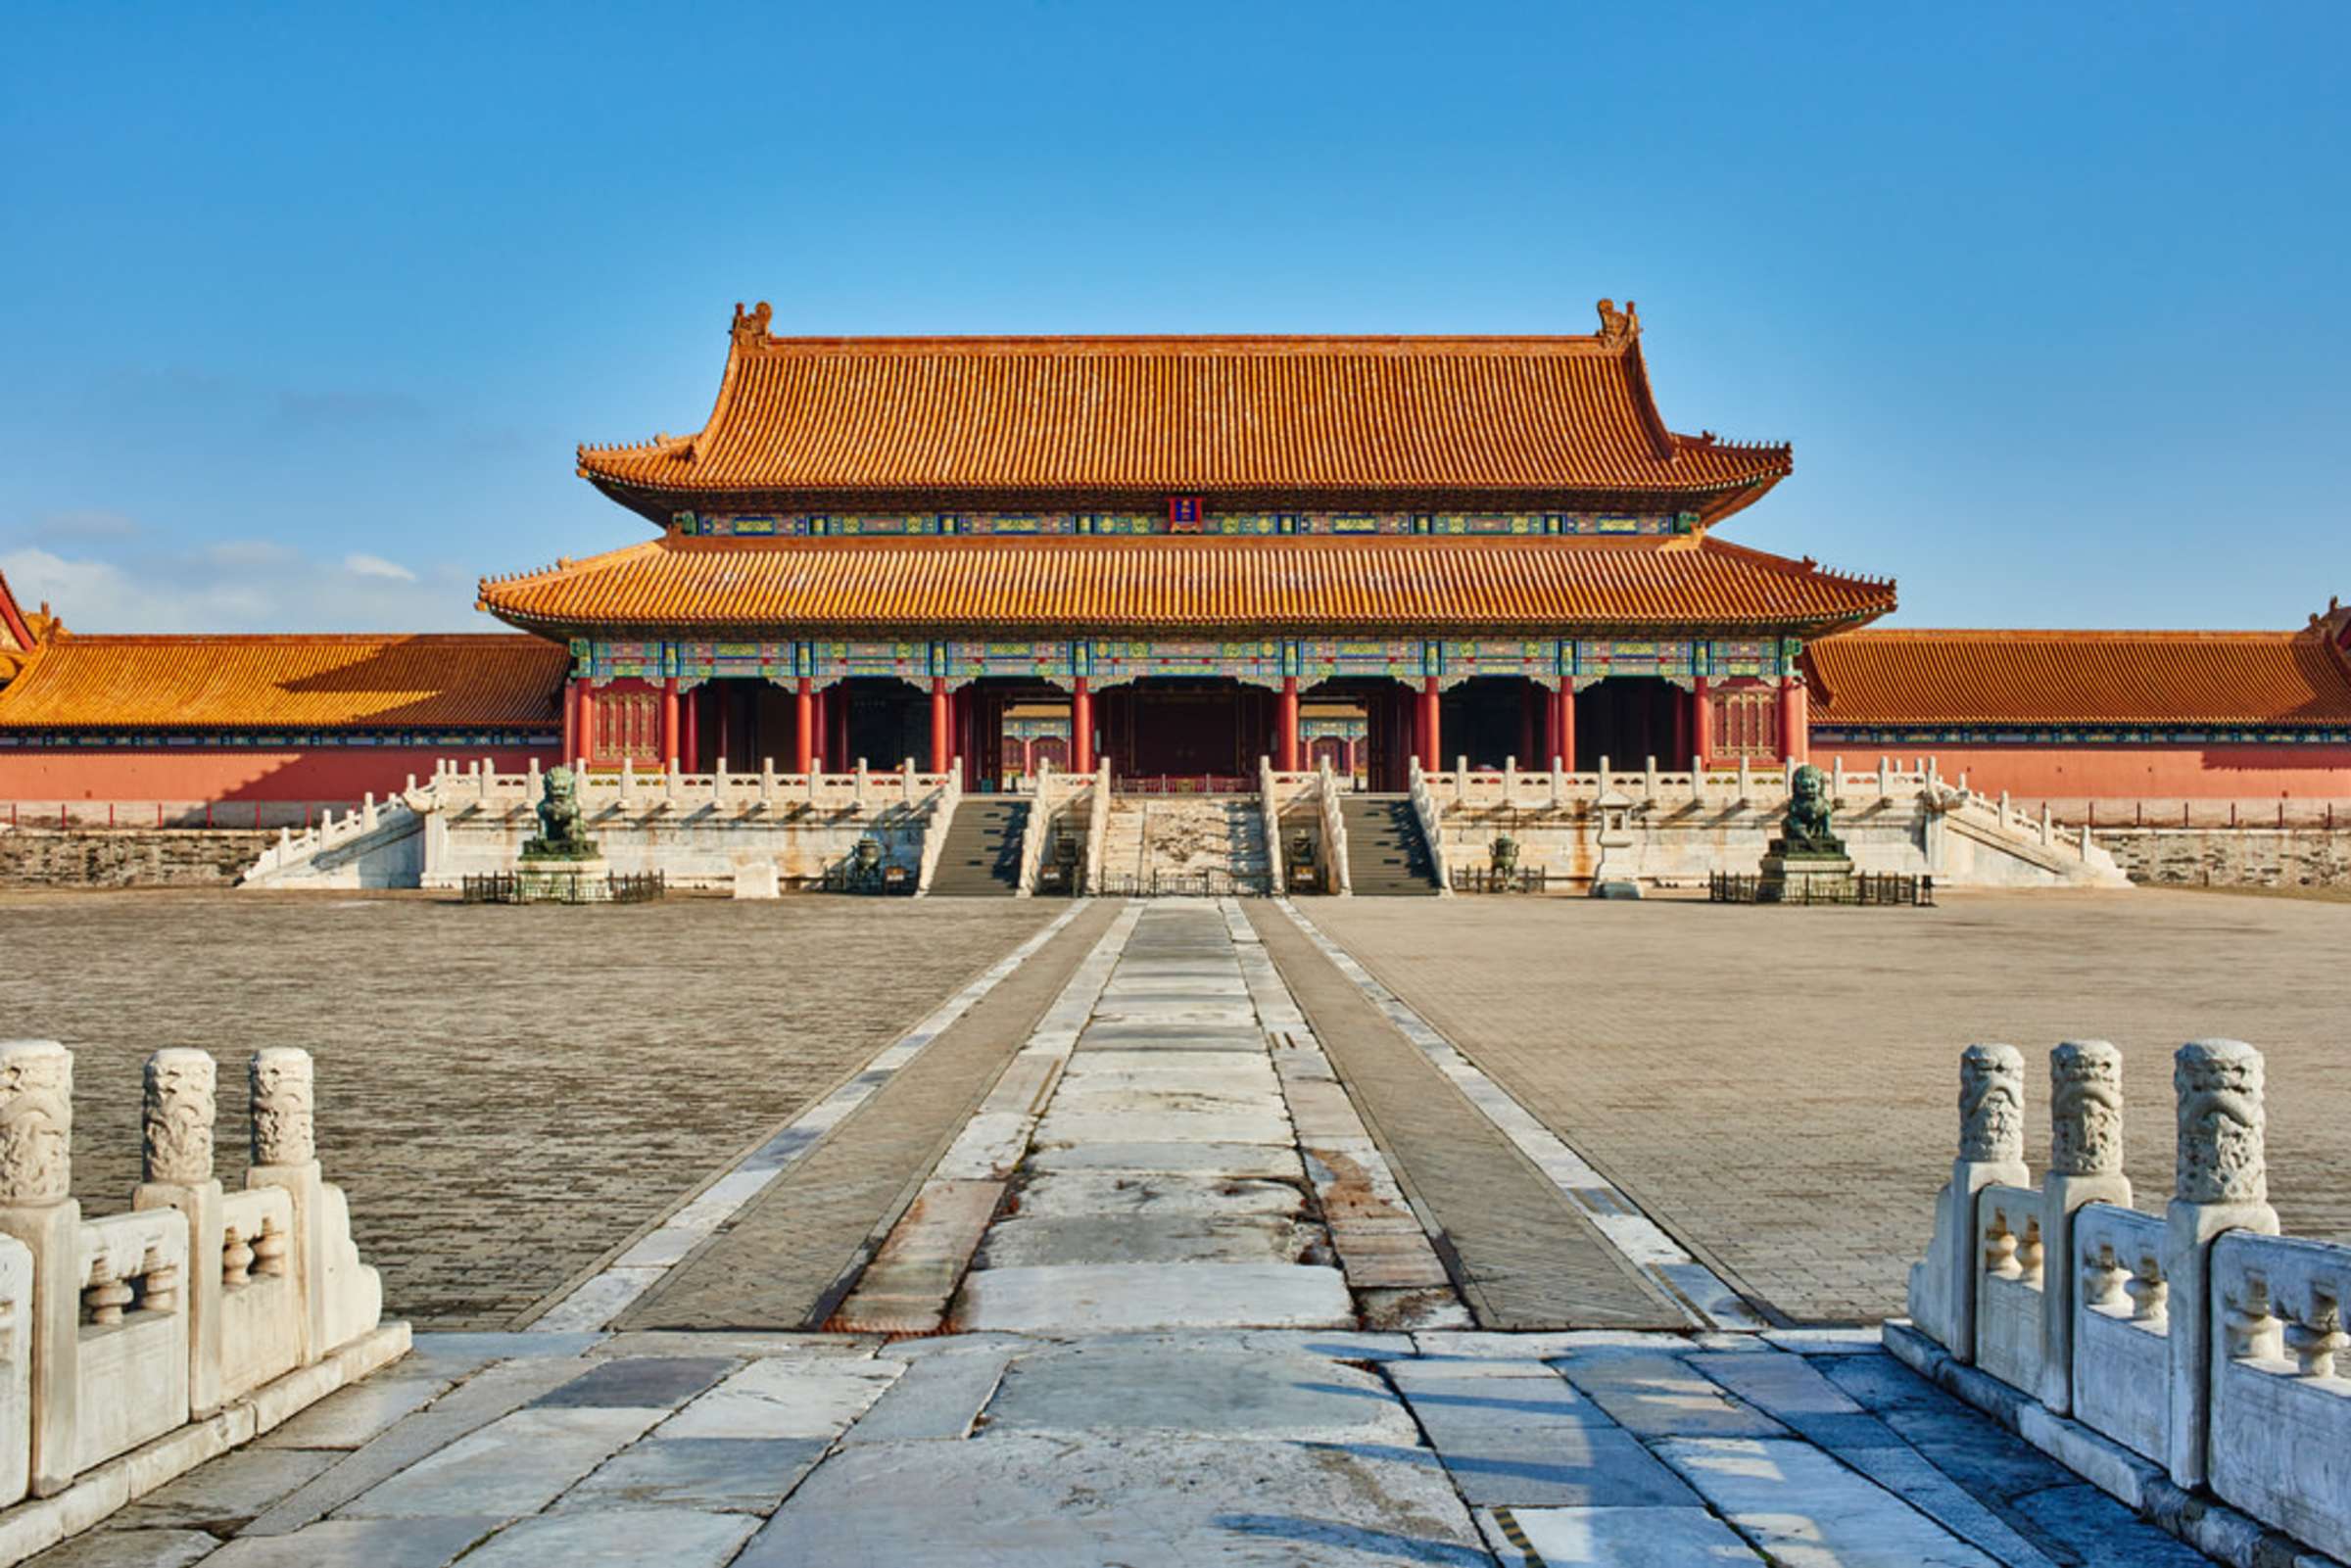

[250,1048,316,1167]
[142,1048,216,1186]
[2175,1038,2265,1205]
[2049,1040,2124,1176]
[1958,1042,2026,1164]
[0,1040,72,1206]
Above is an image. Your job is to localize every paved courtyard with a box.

[1,890,1060,1328]
[23,892,2233,1567]
[1311,887,2351,1323]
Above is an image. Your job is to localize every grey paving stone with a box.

[439,1507,758,1567]
[335,1405,661,1518]
[553,1436,830,1512]
[205,1517,501,1568]
[1025,1141,1306,1178]
[840,1350,1012,1443]
[1011,1172,1303,1219]
[2009,1483,2218,1566]
[952,1261,1353,1331]
[256,1375,452,1450]
[1551,1354,1788,1439]
[115,1448,341,1529]
[1685,1351,1902,1450]
[976,1214,1317,1267]
[1475,1504,1763,1565]
[983,1343,1421,1445]
[527,1354,738,1409]
[657,1356,907,1440]
[30,1531,218,1568]
[1656,1438,2000,1567]
[741,1433,1484,1566]
[1408,1421,1697,1508]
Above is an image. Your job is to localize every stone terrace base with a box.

[24,1326,2219,1568]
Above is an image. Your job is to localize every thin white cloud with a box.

[0,545,490,634]
[343,552,418,582]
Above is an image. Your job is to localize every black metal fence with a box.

[1448,867,1552,894]
[1708,871,1934,906]
[460,871,667,904]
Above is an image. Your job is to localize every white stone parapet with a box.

[0,1040,391,1516]
[1898,1036,2345,1562]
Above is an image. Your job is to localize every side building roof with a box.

[0,633,567,733]
[575,301,1791,520]
[479,532,1893,638]
[1806,627,2351,730]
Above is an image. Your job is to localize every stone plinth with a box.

[1757,850,1853,903]
[514,856,611,903]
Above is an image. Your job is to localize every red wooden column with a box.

[659,678,681,772]
[680,686,700,773]
[1415,677,1441,768]
[929,678,950,774]
[793,678,814,774]
[1072,677,1094,775]
[1692,676,1714,772]
[560,679,580,766]
[1275,676,1299,771]
[1554,684,1576,770]
[1779,675,1810,764]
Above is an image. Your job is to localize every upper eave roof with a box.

[575,301,1791,513]
[0,634,567,732]
[1805,627,2351,728]
[477,532,1894,637]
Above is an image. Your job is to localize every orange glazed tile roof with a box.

[1806,629,2351,728]
[575,302,1792,508]
[0,634,566,732]
[478,533,1894,635]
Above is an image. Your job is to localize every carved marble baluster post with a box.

[133,1050,224,1416]
[2041,1041,2128,1416]
[0,1042,80,1496]
[1907,1043,2027,1362]
[246,1050,325,1364]
[2165,1039,2279,1491]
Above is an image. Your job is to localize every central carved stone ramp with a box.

[952,901,1351,1330]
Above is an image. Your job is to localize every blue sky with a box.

[3,2,2343,633]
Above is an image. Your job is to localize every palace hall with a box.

[3,300,2348,810]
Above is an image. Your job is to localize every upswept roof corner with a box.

[474,532,1894,638]
[573,300,1795,512]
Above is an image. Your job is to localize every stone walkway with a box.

[24,898,2228,1565]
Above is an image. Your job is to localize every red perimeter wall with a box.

[0,744,553,804]
[1805,738,2351,800]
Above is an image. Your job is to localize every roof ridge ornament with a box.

[732,301,774,345]
[1595,298,1640,343]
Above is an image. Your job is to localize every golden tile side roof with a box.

[1806,628,2351,728]
[477,533,1894,634]
[0,634,567,732]
[575,304,1792,504]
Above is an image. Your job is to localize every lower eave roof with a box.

[0,635,566,732]
[476,534,1894,636]
[1806,628,2351,728]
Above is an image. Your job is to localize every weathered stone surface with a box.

[257,1376,451,1450]
[1394,1375,1696,1508]
[976,1214,1319,1267]
[335,1405,661,1518]
[1551,1354,1787,1439]
[527,1355,737,1410]
[453,1507,758,1567]
[1476,1504,1762,1565]
[204,1515,500,1567]
[553,1438,829,1512]
[740,1433,1483,1566]
[838,1351,1011,1444]
[1025,1141,1305,1179]
[952,1262,1353,1331]
[31,1529,221,1568]
[983,1344,1420,1444]
[116,1447,339,1528]
[1009,1171,1304,1219]
[1657,1438,2000,1567]
[657,1356,907,1440]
